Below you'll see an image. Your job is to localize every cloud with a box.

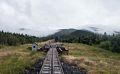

[0,0,120,36]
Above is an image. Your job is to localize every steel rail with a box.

[39,46,64,74]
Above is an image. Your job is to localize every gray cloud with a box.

[0,0,120,36]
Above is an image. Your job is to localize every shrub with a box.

[111,37,120,53]
[99,41,111,50]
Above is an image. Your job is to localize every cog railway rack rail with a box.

[39,45,64,74]
[25,44,87,74]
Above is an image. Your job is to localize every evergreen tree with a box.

[0,31,41,46]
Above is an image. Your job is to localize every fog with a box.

[0,0,120,36]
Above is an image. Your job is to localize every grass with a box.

[62,43,120,74]
[1,41,120,74]
[0,43,45,74]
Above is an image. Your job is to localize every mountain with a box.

[69,29,94,37]
[48,28,95,40]
[50,28,76,37]
[45,28,97,44]
[77,24,120,35]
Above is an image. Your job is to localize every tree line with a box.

[0,30,41,46]
[55,32,120,53]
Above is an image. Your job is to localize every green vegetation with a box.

[0,30,41,46]
[99,41,111,50]
[63,43,120,74]
[0,29,120,74]
[0,43,45,74]
[48,29,120,53]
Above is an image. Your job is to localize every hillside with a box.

[51,28,76,37]
[49,29,94,39]
[0,30,41,46]
[46,28,120,53]
[68,30,94,37]
[62,43,120,74]
[0,42,46,74]
[47,29,97,44]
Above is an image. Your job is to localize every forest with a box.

[53,30,120,53]
[0,29,120,53]
[0,30,41,46]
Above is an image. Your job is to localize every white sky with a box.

[0,0,120,36]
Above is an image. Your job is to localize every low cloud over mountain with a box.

[0,0,120,36]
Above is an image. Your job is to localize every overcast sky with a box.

[0,0,120,36]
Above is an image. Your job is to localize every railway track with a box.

[25,44,87,74]
[39,45,64,74]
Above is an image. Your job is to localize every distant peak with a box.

[19,28,26,31]
[88,26,101,31]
